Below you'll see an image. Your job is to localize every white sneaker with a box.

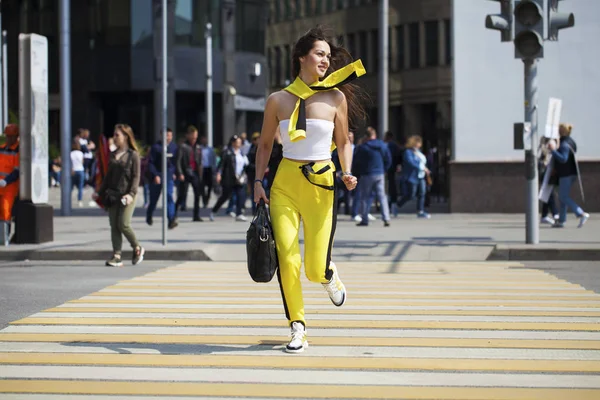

[322,262,346,307]
[236,214,247,222]
[78,201,83,208]
[285,321,308,353]
[228,211,236,218]
[368,214,376,221]
[353,215,362,223]
[578,213,590,228]
[541,216,555,225]
[209,212,215,221]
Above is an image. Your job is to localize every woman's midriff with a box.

[284,157,331,164]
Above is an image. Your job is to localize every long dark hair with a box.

[291,25,369,130]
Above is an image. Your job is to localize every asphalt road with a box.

[0,260,598,330]
[0,261,172,329]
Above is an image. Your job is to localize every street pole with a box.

[205,23,213,148]
[161,0,168,246]
[378,0,389,136]
[524,58,539,244]
[59,0,71,216]
[0,19,4,129]
[2,31,6,127]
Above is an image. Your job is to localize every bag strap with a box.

[299,162,335,191]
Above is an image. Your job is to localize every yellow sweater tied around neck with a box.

[283,59,366,151]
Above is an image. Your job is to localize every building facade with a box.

[1,0,269,147]
[267,0,452,201]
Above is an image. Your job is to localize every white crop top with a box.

[279,119,334,161]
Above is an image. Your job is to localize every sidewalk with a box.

[0,187,598,262]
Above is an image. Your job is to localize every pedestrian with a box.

[397,134,431,219]
[146,128,178,229]
[353,126,392,227]
[538,137,559,225]
[211,134,249,222]
[548,123,589,228]
[95,124,145,267]
[175,126,204,221]
[253,25,365,353]
[199,134,217,210]
[70,138,85,207]
[0,124,20,238]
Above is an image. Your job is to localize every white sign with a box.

[523,122,532,150]
[544,97,562,139]
[18,33,49,204]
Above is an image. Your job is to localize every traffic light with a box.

[485,0,513,42]
[548,0,575,41]
[513,0,544,59]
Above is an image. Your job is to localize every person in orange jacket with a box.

[0,124,20,225]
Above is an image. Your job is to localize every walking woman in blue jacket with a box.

[397,135,431,218]
[548,123,589,228]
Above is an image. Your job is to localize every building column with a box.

[439,20,446,67]
[418,21,426,68]
[153,0,176,142]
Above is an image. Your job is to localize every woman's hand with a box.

[547,140,558,151]
[254,181,269,204]
[122,194,134,205]
[342,174,358,191]
[215,173,222,185]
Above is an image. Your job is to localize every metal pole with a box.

[0,24,5,129]
[2,30,8,128]
[378,0,389,136]
[59,0,71,216]
[524,59,539,244]
[161,0,168,246]
[205,23,213,148]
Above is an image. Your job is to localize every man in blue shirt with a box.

[353,126,392,226]
[146,128,178,229]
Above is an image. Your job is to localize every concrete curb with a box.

[0,249,212,262]
[487,245,600,261]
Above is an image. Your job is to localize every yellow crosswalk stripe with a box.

[1,352,599,372]
[0,380,599,400]
[10,316,600,331]
[43,307,600,316]
[0,333,598,349]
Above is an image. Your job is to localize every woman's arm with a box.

[333,92,357,191]
[253,93,279,203]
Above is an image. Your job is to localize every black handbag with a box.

[246,200,278,283]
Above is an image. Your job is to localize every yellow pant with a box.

[270,158,337,327]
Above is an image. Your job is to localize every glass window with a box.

[409,22,419,69]
[445,19,452,65]
[131,0,153,48]
[284,45,291,82]
[304,0,312,17]
[358,31,368,68]
[396,25,404,70]
[274,1,281,22]
[326,0,334,12]
[91,0,130,47]
[315,0,322,14]
[425,21,439,66]
[337,0,346,9]
[371,30,378,73]
[283,1,291,20]
[345,33,355,59]
[274,46,282,85]
[236,0,267,53]
[295,0,302,18]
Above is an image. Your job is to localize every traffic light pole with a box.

[524,58,539,244]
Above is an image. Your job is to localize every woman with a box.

[253,26,364,353]
[211,135,249,222]
[70,139,85,207]
[538,137,558,224]
[95,124,145,267]
[548,123,589,228]
[396,135,431,219]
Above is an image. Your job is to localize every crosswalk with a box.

[1,261,599,399]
